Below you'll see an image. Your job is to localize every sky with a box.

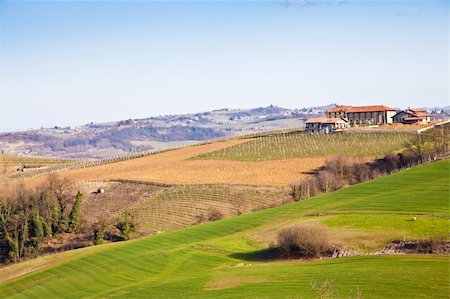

[0,0,448,132]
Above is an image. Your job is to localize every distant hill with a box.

[0,105,331,159]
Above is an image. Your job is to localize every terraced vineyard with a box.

[79,181,166,227]
[195,132,413,161]
[0,160,448,298]
[131,184,289,231]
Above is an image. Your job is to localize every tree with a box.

[68,191,82,232]
[425,125,450,158]
[18,216,29,258]
[404,133,429,162]
[317,170,338,194]
[46,174,74,233]
[30,211,45,248]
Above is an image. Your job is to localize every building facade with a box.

[305,117,349,134]
[392,109,431,125]
[326,105,396,126]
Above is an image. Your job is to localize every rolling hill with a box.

[0,160,448,298]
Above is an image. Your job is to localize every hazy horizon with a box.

[1,0,448,132]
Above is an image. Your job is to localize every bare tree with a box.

[404,133,427,162]
[317,170,338,194]
[425,125,450,158]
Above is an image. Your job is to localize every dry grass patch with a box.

[206,276,268,290]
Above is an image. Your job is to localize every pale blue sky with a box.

[0,0,448,132]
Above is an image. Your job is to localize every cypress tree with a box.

[68,191,82,232]
[30,212,44,248]
[18,218,28,258]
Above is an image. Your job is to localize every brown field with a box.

[19,139,330,187]
[348,120,442,131]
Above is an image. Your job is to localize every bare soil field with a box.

[348,120,442,131]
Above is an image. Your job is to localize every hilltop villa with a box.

[305,104,432,134]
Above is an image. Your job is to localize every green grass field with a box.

[0,160,448,298]
[195,132,412,161]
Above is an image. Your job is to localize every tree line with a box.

[0,174,82,263]
[291,126,449,201]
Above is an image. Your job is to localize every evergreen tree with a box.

[68,191,82,232]
[30,212,44,248]
[18,217,28,258]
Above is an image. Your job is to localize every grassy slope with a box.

[0,160,448,298]
[195,132,412,161]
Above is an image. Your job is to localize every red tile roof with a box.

[306,117,347,124]
[407,108,431,117]
[327,106,352,113]
[327,105,396,113]
[393,109,431,119]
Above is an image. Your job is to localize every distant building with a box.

[326,105,396,126]
[305,117,349,134]
[392,108,431,125]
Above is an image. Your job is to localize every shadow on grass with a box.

[229,247,281,262]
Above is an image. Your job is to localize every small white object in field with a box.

[412,217,416,221]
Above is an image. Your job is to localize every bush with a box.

[206,208,223,221]
[277,223,335,258]
[115,211,136,241]
[93,222,106,245]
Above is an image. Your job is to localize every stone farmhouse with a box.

[305,117,349,134]
[325,105,397,126]
[392,108,431,125]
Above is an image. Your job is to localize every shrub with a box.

[206,208,223,221]
[115,211,136,241]
[351,163,371,184]
[93,222,106,245]
[277,223,335,258]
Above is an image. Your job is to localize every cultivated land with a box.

[18,132,408,187]
[19,139,327,186]
[0,154,73,179]
[195,132,412,161]
[131,184,290,232]
[1,160,448,298]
